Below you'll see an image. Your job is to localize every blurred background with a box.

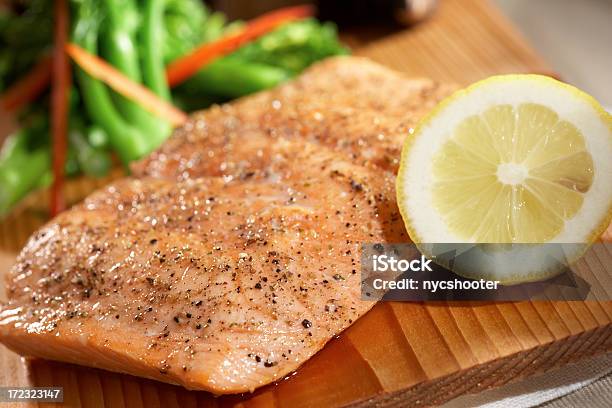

[494,0,612,107]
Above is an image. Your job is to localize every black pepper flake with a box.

[350,179,364,191]
[301,319,312,329]
[264,361,277,367]
[149,238,158,245]
[333,274,344,281]
[254,282,262,289]
[194,300,202,306]
[173,316,180,323]
[195,323,202,329]
[186,313,192,318]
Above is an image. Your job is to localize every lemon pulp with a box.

[431,103,594,243]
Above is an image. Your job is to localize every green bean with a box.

[139,0,172,147]
[101,0,166,142]
[0,130,50,215]
[72,0,150,163]
[180,58,290,99]
[140,0,170,100]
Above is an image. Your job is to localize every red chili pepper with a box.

[0,56,52,112]
[50,0,71,216]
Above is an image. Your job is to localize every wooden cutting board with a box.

[1,0,610,407]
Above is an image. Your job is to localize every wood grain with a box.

[0,0,610,407]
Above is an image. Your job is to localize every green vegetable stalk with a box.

[0,129,50,215]
[141,0,171,100]
[179,58,290,99]
[101,0,167,144]
[71,0,151,164]
[139,0,172,145]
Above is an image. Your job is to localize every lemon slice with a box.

[396,75,612,284]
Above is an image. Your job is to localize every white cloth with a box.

[442,353,612,408]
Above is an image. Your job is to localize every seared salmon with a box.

[0,57,453,394]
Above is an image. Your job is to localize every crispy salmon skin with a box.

[0,57,453,394]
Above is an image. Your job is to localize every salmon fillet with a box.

[0,57,454,394]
